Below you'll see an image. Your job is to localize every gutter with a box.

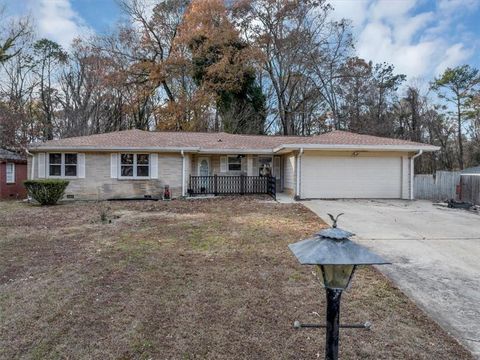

[197,148,273,154]
[25,149,35,179]
[410,150,423,200]
[28,146,201,153]
[296,148,304,199]
[273,144,440,153]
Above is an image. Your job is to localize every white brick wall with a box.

[31,152,183,200]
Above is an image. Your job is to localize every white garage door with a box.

[302,155,402,199]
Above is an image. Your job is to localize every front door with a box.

[197,157,210,193]
[198,157,210,176]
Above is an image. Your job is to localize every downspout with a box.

[181,150,186,196]
[296,148,304,199]
[410,150,423,200]
[25,149,35,179]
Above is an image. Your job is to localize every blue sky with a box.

[4,0,480,82]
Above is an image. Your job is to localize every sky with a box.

[3,0,480,83]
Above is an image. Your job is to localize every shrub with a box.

[24,179,70,205]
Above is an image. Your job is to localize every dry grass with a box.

[0,197,473,359]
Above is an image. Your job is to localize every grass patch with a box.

[0,198,473,359]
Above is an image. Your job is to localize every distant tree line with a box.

[1,0,479,172]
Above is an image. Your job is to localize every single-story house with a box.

[27,129,438,201]
[0,148,28,199]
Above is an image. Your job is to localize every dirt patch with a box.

[0,198,473,359]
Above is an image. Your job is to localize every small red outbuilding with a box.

[0,148,27,200]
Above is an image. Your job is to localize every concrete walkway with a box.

[303,199,480,358]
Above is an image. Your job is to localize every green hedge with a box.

[24,179,70,205]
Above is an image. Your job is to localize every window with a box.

[49,153,77,177]
[49,153,62,176]
[120,154,149,178]
[258,156,272,177]
[6,163,15,183]
[228,156,242,171]
[65,154,77,176]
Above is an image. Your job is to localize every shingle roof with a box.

[29,129,438,152]
[0,148,26,161]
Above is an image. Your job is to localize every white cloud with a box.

[438,0,479,13]
[329,0,369,27]
[369,0,416,21]
[328,0,477,80]
[435,43,473,75]
[34,0,93,49]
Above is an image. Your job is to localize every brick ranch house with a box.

[27,129,438,201]
[0,148,28,199]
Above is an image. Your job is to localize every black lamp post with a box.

[288,215,389,360]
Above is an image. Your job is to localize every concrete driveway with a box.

[303,199,480,358]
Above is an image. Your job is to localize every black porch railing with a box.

[188,175,276,199]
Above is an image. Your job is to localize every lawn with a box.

[0,198,473,359]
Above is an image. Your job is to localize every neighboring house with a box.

[27,129,438,201]
[0,148,27,199]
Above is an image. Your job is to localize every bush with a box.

[24,179,70,205]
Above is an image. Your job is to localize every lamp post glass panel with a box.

[289,217,389,360]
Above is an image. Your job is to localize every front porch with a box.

[186,153,287,198]
[188,174,276,198]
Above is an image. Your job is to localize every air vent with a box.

[66,194,74,199]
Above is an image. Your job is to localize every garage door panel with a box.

[302,155,402,199]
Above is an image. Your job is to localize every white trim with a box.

[6,162,15,183]
[220,156,227,173]
[227,155,242,172]
[31,146,200,152]
[296,148,304,198]
[273,156,281,178]
[198,149,273,154]
[29,154,35,180]
[46,152,79,179]
[150,153,159,179]
[181,150,185,196]
[410,150,423,200]
[273,144,440,153]
[118,153,151,179]
[38,153,46,178]
[30,143,439,154]
[77,153,85,178]
[110,153,118,179]
[247,155,254,176]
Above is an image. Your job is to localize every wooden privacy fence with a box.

[460,175,480,205]
[414,171,461,201]
[188,175,276,199]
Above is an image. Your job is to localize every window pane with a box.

[49,164,61,176]
[258,157,272,177]
[6,163,14,183]
[228,157,241,171]
[137,154,149,164]
[121,154,134,164]
[65,165,77,176]
[49,153,62,164]
[65,153,77,165]
[137,165,149,177]
[121,165,133,177]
